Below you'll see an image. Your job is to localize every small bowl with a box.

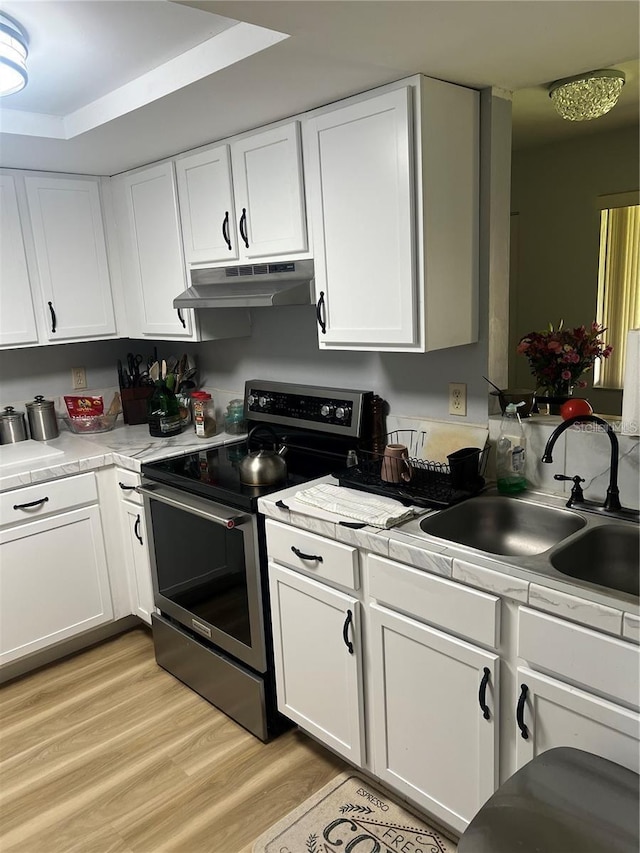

[63,414,119,434]
[490,389,536,417]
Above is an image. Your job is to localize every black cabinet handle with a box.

[239,208,249,248]
[291,545,323,563]
[516,683,529,739]
[13,497,49,511]
[222,211,232,250]
[478,667,491,720]
[176,308,186,328]
[342,609,354,654]
[316,291,327,334]
[48,301,57,333]
[134,514,143,544]
[118,482,137,492]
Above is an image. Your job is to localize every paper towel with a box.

[621,328,640,435]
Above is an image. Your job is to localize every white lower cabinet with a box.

[115,469,154,625]
[369,602,499,834]
[265,514,640,836]
[515,666,640,775]
[0,505,113,665]
[120,500,154,625]
[268,562,365,764]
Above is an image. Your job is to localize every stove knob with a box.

[335,406,351,421]
[258,396,271,409]
[320,404,334,418]
[247,394,256,407]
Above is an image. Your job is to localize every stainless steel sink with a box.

[550,525,640,597]
[419,495,586,557]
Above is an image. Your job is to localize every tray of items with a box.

[337,430,488,509]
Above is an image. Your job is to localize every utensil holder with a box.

[121,386,153,425]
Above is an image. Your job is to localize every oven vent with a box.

[175,260,315,308]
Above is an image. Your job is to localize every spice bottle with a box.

[147,380,182,438]
[192,391,217,438]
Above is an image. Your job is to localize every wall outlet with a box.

[71,367,87,390]
[448,382,467,416]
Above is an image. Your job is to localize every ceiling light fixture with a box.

[548,69,626,122]
[0,13,28,97]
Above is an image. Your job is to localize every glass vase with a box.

[535,382,573,415]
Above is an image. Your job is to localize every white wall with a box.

[196,304,489,423]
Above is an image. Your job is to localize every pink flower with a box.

[547,340,562,352]
[561,370,572,381]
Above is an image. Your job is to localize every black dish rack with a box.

[338,430,488,509]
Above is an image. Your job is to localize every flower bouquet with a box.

[517,321,612,403]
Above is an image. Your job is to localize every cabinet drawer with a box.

[519,607,640,710]
[368,554,500,649]
[265,519,359,590]
[115,468,142,505]
[1,472,98,526]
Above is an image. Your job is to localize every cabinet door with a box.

[0,175,39,347]
[369,603,499,834]
[515,666,640,775]
[118,162,194,338]
[231,121,308,260]
[24,176,116,341]
[0,506,113,665]
[120,499,154,625]
[175,145,238,264]
[268,562,364,764]
[305,88,417,347]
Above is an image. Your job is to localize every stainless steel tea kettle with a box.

[239,425,288,486]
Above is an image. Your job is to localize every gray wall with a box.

[509,125,639,413]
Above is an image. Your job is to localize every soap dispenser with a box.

[496,402,527,494]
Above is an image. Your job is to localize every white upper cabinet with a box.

[0,174,39,347]
[176,121,308,267]
[305,88,416,348]
[113,161,250,342]
[175,144,238,264]
[24,175,117,341]
[304,76,479,352]
[116,162,194,339]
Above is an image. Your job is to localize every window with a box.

[594,193,640,388]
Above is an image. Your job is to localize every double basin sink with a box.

[402,493,639,600]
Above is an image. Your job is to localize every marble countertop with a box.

[0,422,246,491]
[258,478,639,640]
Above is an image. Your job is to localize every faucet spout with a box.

[542,415,621,511]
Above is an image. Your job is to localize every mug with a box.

[381,444,412,483]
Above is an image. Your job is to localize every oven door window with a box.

[150,500,251,647]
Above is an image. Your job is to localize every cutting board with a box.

[0,439,65,469]
[387,416,489,464]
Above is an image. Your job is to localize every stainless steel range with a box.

[139,380,374,741]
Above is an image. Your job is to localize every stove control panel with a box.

[245,380,372,437]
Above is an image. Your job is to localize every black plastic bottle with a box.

[147,380,182,437]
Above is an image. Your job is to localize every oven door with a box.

[139,482,266,673]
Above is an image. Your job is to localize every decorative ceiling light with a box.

[0,13,28,97]
[549,70,626,121]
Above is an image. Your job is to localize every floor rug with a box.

[252,771,458,853]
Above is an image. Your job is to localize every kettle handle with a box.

[247,424,279,451]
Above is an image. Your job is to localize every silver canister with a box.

[0,406,28,444]
[26,395,59,441]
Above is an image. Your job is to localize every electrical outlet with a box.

[71,367,87,390]
[448,382,467,416]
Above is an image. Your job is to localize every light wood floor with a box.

[0,628,346,853]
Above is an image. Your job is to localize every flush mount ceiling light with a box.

[0,13,28,97]
[549,69,626,121]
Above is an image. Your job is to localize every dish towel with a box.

[294,483,416,529]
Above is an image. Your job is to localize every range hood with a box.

[173,260,314,309]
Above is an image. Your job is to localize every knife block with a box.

[121,387,153,425]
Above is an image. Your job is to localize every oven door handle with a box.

[137,483,246,529]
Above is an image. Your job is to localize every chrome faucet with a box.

[542,414,638,520]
